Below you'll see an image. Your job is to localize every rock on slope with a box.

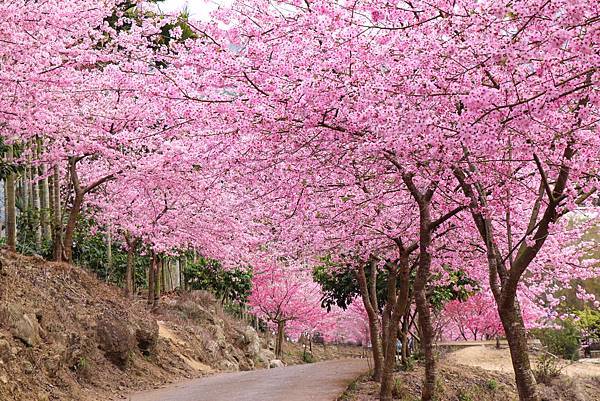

[0,249,270,401]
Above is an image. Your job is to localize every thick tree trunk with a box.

[275,320,285,359]
[380,315,401,401]
[61,192,83,263]
[356,263,383,381]
[499,299,540,401]
[380,256,412,401]
[5,146,17,252]
[380,270,400,401]
[415,287,436,401]
[415,198,436,401]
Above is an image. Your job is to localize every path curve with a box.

[129,358,369,401]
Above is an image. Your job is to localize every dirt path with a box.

[128,358,368,401]
[446,346,600,378]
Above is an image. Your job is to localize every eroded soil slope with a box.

[0,249,270,401]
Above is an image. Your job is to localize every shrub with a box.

[485,379,498,391]
[533,353,565,384]
[391,378,407,399]
[574,308,600,343]
[400,356,416,372]
[302,352,315,363]
[458,393,473,401]
[183,257,252,304]
[531,320,580,361]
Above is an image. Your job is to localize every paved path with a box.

[129,359,368,401]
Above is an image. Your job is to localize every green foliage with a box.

[313,257,478,312]
[532,319,581,361]
[104,0,197,59]
[391,378,408,399]
[458,393,473,401]
[72,217,149,288]
[574,307,600,342]
[0,139,24,180]
[485,379,498,391]
[302,351,315,363]
[183,257,252,304]
[400,356,416,372]
[312,258,384,311]
[16,207,53,257]
[429,267,479,309]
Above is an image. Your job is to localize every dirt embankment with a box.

[0,249,273,401]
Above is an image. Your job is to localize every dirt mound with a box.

[0,249,267,401]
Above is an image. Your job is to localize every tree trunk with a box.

[400,309,412,367]
[5,146,17,252]
[38,140,52,242]
[415,199,436,401]
[31,164,42,251]
[275,320,285,359]
[499,299,540,401]
[147,254,156,306]
[106,227,112,281]
[21,167,30,212]
[153,255,162,309]
[380,255,412,401]
[356,263,383,381]
[61,191,83,263]
[51,165,62,261]
[125,235,135,298]
[415,287,436,401]
[380,270,400,401]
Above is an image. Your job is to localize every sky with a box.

[158,0,230,20]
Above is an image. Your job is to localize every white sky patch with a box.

[157,0,231,21]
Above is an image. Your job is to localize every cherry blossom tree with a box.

[249,261,330,359]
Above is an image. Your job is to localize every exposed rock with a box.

[209,324,227,348]
[22,360,34,374]
[242,326,261,357]
[62,333,92,371]
[239,358,255,371]
[204,340,220,359]
[257,349,276,365]
[96,313,135,368]
[135,319,159,356]
[218,359,239,371]
[269,359,285,369]
[0,304,41,347]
